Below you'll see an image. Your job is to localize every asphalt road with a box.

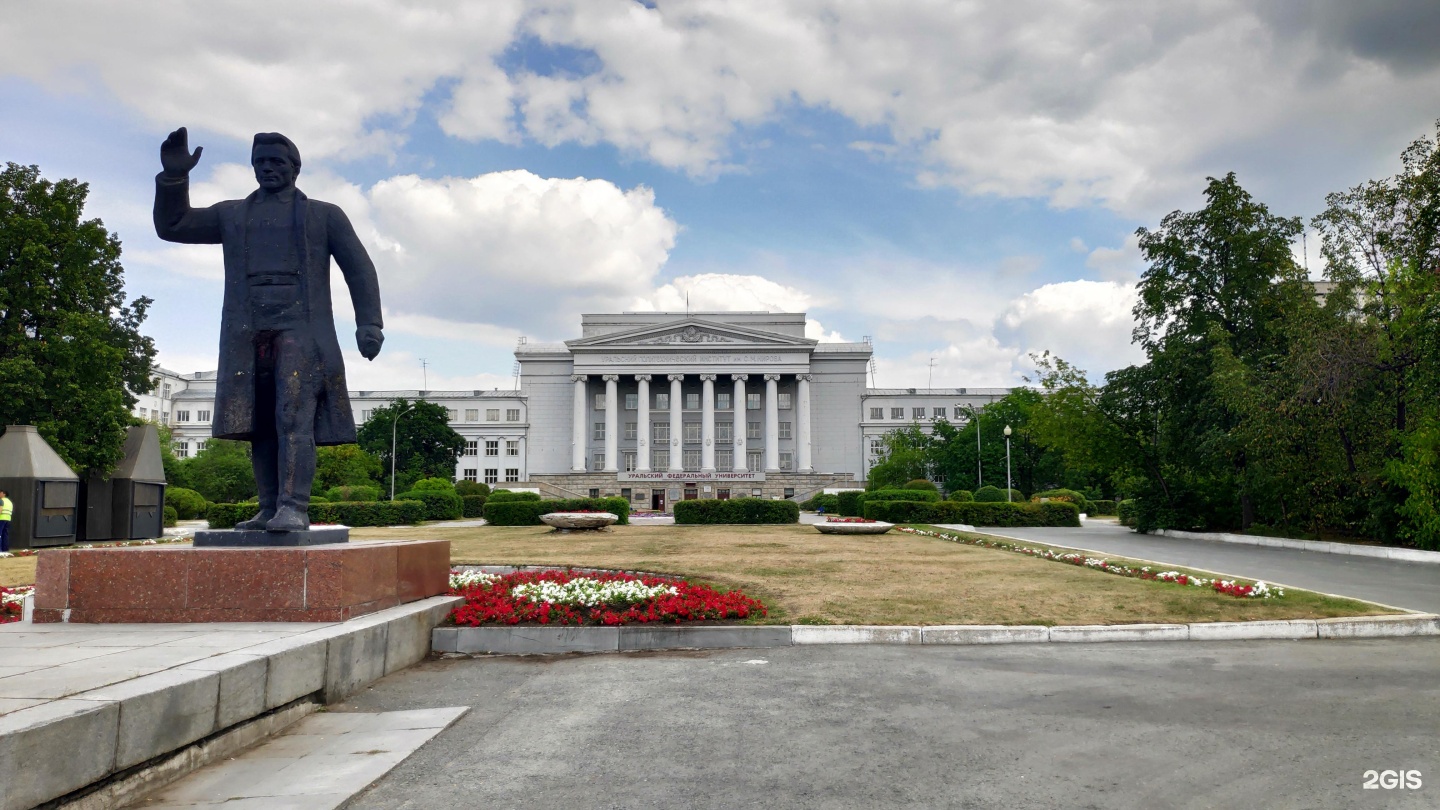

[958,521,1440,614]
[343,642,1440,809]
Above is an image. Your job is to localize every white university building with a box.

[144,312,1011,508]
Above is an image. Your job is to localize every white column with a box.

[603,375,619,472]
[797,374,813,472]
[731,374,748,471]
[571,375,587,472]
[636,375,651,471]
[764,373,781,471]
[700,375,716,472]
[668,374,684,471]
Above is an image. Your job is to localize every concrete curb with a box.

[1153,528,1440,564]
[434,614,1440,655]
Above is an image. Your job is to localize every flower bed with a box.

[448,568,767,626]
[896,526,1284,599]
[1,585,33,624]
[825,517,877,523]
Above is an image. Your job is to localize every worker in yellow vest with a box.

[0,489,11,552]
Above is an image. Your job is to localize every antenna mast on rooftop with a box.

[420,358,428,391]
[927,357,937,389]
[863,335,877,387]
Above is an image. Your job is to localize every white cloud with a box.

[633,273,812,313]
[996,280,1144,376]
[340,347,514,393]
[1085,234,1146,283]
[805,319,847,343]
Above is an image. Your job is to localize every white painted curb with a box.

[1154,528,1440,565]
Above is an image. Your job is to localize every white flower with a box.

[510,577,678,607]
[449,569,500,590]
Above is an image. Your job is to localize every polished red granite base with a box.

[32,540,450,623]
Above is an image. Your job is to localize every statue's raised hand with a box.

[160,127,203,178]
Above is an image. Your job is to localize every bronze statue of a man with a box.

[154,127,383,532]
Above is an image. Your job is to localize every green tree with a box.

[314,444,383,492]
[180,439,256,503]
[356,398,465,496]
[865,424,932,490]
[0,163,157,474]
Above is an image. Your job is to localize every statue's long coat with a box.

[153,174,382,445]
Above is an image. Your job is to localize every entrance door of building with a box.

[651,488,666,511]
[716,488,731,500]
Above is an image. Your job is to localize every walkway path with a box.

[950,521,1440,614]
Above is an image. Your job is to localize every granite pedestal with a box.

[32,539,450,623]
[194,526,350,547]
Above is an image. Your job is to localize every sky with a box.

[3,1,1440,392]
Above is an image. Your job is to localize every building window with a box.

[360,409,372,421]
[891,407,904,419]
[780,452,793,471]
[685,392,700,410]
[161,411,169,423]
[870,407,883,419]
[784,488,795,498]
[779,393,792,410]
[717,450,733,470]
[464,440,478,456]
[593,422,606,441]
[621,488,633,500]
[446,409,458,421]
[465,409,479,422]
[655,392,669,410]
[506,440,518,456]
[625,394,638,410]
[746,452,762,471]
[683,422,701,443]
[870,438,884,456]
[505,468,519,482]
[778,421,792,440]
[195,440,206,453]
[717,392,731,410]
[176,410,190,422]
[934,407,947,420]
[589,488,601,498]
[623,452,637,471]
[593,452,605,471]
[486,409,499,421]
[140,407,148,418]
[913,407,926,419]
[717,487,730,500]
[747,421,762,439]
[485,468,498,484]
[653,422,670,441]
[651,450,669,470]
[162,383,172,398]
[485,440,499,456]
[751,487,763,497]
[463,468,477,482]
[716,423,732,442]
[747,393,761,410]
[594,393,606,410]
[506,408,520,421]
[624,422,637,440]
[175,441,189,458]
[197,410,211,422]
[683,450,701,470]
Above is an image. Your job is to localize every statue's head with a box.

[251,133,301,192]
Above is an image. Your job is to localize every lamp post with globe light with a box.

[390,402,417,500]
[1004,424,1013,502]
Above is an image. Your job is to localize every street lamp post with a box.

[1002,423,1013,498]
[963,403,982,491]
[390,403,417,500]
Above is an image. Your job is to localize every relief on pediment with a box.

[636,326,740,345]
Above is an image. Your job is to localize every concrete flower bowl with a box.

[541,511,620,530]
[814,520,894,535]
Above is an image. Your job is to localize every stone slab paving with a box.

[124,707,467,809]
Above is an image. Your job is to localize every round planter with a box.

[814,520,894,535]
[541,512,619,530]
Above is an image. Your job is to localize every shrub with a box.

[1090,499,1117,516]
[164,487,208,520]
[206,500,426,529]
[974,486,1024,502]
[163,505,178,527]
[326,485,381,502]
[835,490,866,517]
[945,490,974,502]
[1118,499,1139,527]
[308,495,329,504]
[462,494,487,518]
[395,489,464,521]
[861,489,941,505]
[412,477,455,492]
[673,498,800,525]
[903,479,939,492]
[455,480,491,497]
[801,493,840,512]
[1031,488,1092,512]
[482,496,630,526]
[488,490,541,503]
[863,500,1080,527]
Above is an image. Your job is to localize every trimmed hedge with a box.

[165,487,208,520]
[945,490,974,502]
[673,498,800,525]
[1032,488,1091,511]
[395,489,464,521]
[836,490,865,517]
[801,493,840,512]
[903,479,940,492]
[974,486,1025,502]
[455,480,490,497]
[163,505,178,527]
[1118,499,1138,527]
[863,500,1081,527]
[462,494,487,518]
[862,489,942,504]
[488,490,541,503]
[206,500,426,529]
[325,485,381,502]
[412,477,455,492]
[1090,499,1117,516]
[482,496,631,527]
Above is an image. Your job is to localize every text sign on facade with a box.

[594,354,790,365]
[618,471,766,482]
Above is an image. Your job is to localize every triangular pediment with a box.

[567,318,816,349]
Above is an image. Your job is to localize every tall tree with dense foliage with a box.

[314,444,384,492]
[0,163,157,473]
[356,398,465,495]
[181,439,257,504]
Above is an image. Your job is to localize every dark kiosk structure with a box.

[153,127,384,545]
[79,424,168,542]
[0,425,80,550]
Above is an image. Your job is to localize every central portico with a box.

[519,312,870,506]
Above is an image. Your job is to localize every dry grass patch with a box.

[0,556,37,588]
[351,523,1389,626]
